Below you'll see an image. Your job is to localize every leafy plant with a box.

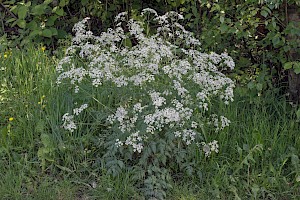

[56,9,234,198]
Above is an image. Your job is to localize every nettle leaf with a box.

[46,16,58,26]
[16,19,26,28]
[27,20,38,30]
[32,4,48,15]
[59,0,67,7]
[220,23,228,33]
[57,29,68,39]
[52,6,64,16]
[260,10,268,18]
[18,5,28,19]
[272,36,280,46]
[29,29,41,37]
[294,62,300,74]
[44,0,53,5]
[42,29,52,38]
[49,27,58,36]
[284,62,293,70]
[25,2,31,7]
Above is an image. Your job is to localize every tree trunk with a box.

[287,5,300,103]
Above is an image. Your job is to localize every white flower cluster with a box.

[208,114,231,132]
[57,9,235,155]
[115,131,148,153]
[62,104,88,132]
[174,129,197,145]
[62,113,77,132]
[73,104,88,115]
[199,140,219,157]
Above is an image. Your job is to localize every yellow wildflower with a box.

[41,46,46,52]
[9,117,14,121]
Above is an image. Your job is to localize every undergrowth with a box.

[1,28,300,200]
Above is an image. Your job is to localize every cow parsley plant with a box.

[57,8,235,199]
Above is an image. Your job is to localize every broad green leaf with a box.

[16,19,26,28]
[32,4,47,15]
[57,29,68,39]
[283,62,293,70]
[247,81,255,89]
[27,20,37,30]
[294,62,300,74]
[45,16,58,26]
[185,13,192,20]
[272,36,280,46]
[18,5,28,19]
[192,5,198,16]
[49,27,58,35]
[59,0,66,7]
[44,0,53,5]
[283,45,291,52]
[220,23,228,33]
[25,1,31,7]
[29,29,41,37]
[55,8,64,16]
[42,29,52,37]
[260,10,268,18]
[294,66,300,74]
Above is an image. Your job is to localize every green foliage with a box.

[2,0,299,89]
[1,46,300,198]
[177,0,299,94]
[2,0,66,46]
[284,61,300,74]
[1,0,300,198]
[1,0,106,46]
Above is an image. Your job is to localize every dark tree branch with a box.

[0,2,17,19]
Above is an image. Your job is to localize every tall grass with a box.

[0,46,299,199]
